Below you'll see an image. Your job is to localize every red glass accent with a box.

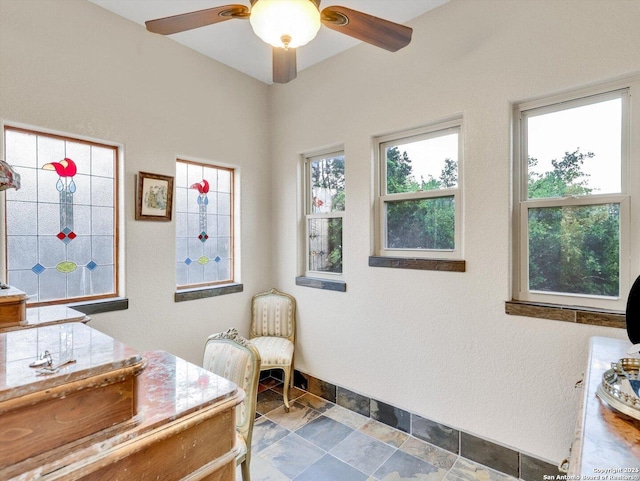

[42,157,77,177]
[190,179,210,194]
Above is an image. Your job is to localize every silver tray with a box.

[596,357,640,421]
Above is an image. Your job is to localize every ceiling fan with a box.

[145,0,413,84]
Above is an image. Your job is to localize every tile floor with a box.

[238,377,520,481]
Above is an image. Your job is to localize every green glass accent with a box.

[198,256,210,265]
[56,261,77,273]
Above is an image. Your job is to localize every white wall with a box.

[269,0,639,463]
[0,0,272,363]
[2,0,639,466]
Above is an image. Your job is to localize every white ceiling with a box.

[88,0,448,84]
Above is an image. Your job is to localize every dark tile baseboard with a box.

[337,386,370,417]
[461,432,520,478]
[412,413,459,454]
[293,369,561,481]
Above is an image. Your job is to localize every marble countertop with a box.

[0,305,89,333]
[0,320,243,480]
[569,336,640,474]
[0,322,141,402]
[6,349,243,480]
[134,349,241,425]
[0,286,27,303]
[25,305,88,325]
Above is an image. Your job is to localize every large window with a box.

[303,151,345,277]
[514,88,630,310]
[3,126,118,305]
[376,120,462,259]
[175,159,234,289]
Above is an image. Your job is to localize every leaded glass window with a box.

[175,159,234,288]
[3,126,118,305]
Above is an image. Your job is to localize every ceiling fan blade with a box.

[321,6,412,52]
[273,47,297,84]
[145,4,249,35]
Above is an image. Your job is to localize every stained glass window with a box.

[175,159,234,288]
[3,127,118,305]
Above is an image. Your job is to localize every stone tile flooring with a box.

[238,377,520,481]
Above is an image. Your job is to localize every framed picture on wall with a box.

[135,171,174,221]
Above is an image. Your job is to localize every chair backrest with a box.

[250,288,296,342]
[203,328,261,440]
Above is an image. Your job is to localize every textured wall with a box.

[268,0,639,463]
[0,0,272,364]
[2,0,639,465]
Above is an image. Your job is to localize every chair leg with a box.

[290,357,295,388]
[241,459,251,481]
[282,367,291,413]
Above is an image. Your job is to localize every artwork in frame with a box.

[136,171,174,221]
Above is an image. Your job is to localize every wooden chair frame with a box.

[249,288,296,412]
[203,328,261,481]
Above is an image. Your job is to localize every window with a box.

[3,126,119,305]
[303,151,345,278]
[514,88,630,311]
[376,120,462,260]
[175,159,234,289]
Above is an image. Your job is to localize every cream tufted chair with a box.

[249,288,296,412]
[203,328,261,481]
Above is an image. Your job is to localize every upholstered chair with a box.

[203,328,261,481]
[249,288,296,412]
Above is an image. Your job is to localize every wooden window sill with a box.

[368,256,465,272]
[505,300,625,329]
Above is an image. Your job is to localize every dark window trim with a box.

[505,300,625,329]
[69,297,129,315]
[369,256,466,272]
[175,283,243,302]
[296,276,346,292]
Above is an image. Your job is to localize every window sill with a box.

[505,300,625,329]
[175,283,243,302]
[69,297,129,315]
[296,276,346,292]
[368,256,466,272]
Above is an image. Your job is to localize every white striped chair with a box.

[203,328,261,481]
[249,288,296,412]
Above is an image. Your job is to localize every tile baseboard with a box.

[293,369,561,481]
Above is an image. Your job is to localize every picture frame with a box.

[135,171,174,221]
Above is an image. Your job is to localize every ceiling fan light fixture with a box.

[250,0,321,49]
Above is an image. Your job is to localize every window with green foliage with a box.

[304,151,344,276]
[376,120,462,259]
[514,87,630,310]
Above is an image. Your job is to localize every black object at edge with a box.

[625,275,640,344]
